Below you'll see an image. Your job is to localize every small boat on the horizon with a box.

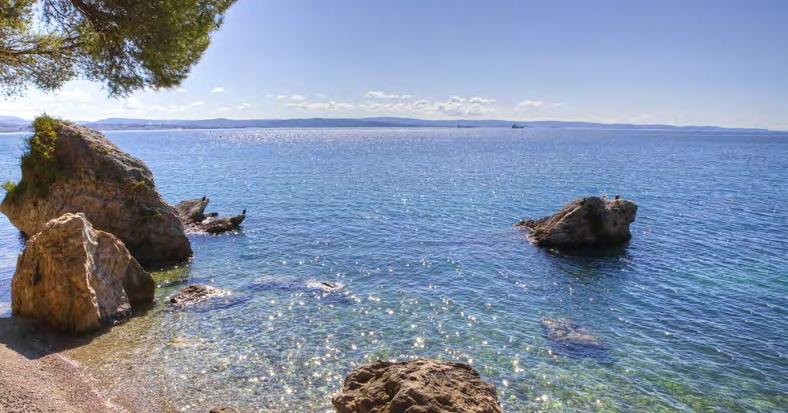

[457,124,474,128]
[512,124,525,129]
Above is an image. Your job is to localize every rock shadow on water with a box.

[541,318,613,363]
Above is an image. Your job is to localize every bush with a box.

[18,114,65,198]
[1,181,16,193]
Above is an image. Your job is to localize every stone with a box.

[0,120,191,268]
[541,318,601,347]
[169,284,226,306]
[174,197,209,223]
[517,196,637,248]
[332,359,502,413]
[11,213,155,334]
[175,197,245,234]
[203,214,245,234]
[209,408,241,413]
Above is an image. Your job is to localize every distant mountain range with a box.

[0,115,776,133]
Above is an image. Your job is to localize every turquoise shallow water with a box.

[0,127,787,412]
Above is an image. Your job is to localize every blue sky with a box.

[2,0,787,129]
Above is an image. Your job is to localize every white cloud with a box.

[210,87,225,93]
[314,93,326,98]
[189,100,206,107]
[434,96,495,116]
[289,94,307,102]
[238,103,252,110]
[176,88,188,93]
[285,100,354,111]
[517,99,545,108]
[364,90,413,100]
[218,106,232,112]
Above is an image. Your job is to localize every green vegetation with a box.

[0,0,235,97]
[1,180,16,193]
[3,115,64,203]
[129,179,149,192]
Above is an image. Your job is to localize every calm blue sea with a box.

[0,128,786,412]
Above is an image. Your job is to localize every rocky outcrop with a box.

[175,197,245,234]
[169,284,227,306]
[11,213,155,334]
[332,359,502,413]
[517,196,637,248]
[0,119,191,268]
[542,319,601,347]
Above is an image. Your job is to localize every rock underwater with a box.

[332,359,502,413]
[517,196,637,248]
[169,284,228,306]
[11,213,155,334]
[174,197,245,234]
[0,118,191,268]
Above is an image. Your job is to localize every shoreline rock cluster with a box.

[1,120,191,268]
[0,119,245,334]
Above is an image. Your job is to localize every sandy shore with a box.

[0,318,148,413]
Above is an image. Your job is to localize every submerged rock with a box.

[332,359,502,413]
[517,196,637,248]
[542,318,601,347]
[175,197,245,234]
[169,284,227,306]
[0,120,191,268]
[11,213,155,334]
[307,280,343,293]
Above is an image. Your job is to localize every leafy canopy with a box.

[0,0,235,96]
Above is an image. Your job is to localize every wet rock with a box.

[174,197,209,223]
[517,196,637,248]
[307,280,343,293]
[209,408,241,413]
[332,359,502,413]
[0,120,191,268]
[203,214,245,234]
[11,213,155,334]
[175,197,245,234]
[170,284,226,306]
[542,318,601,347]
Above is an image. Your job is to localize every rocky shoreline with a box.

[0,118,638,412]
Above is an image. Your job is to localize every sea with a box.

[0,127,786,412]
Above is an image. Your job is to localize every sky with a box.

[2,0,787,129]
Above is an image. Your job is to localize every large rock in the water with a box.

[517,196,637,248]
[542,318,601,347]
[0,119,191,268]
[332,359,502,413]
[11,213,155,334]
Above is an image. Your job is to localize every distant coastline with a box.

[0,115,777,133]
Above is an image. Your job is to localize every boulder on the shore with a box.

[517,196,637,248]
[332,359,502,413]
[0,118,191,268]
[175,197,245,234]
[11,213,155,334]
[169,284,227,306]
[542,318,601,347]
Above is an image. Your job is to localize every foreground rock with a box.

[332,359,502,413]
[169,284,226,306]
[11,213,155,334]
[517,196,637,248]
[175,197,245,234]
[0,119,191,268]
[542,318,601,347]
